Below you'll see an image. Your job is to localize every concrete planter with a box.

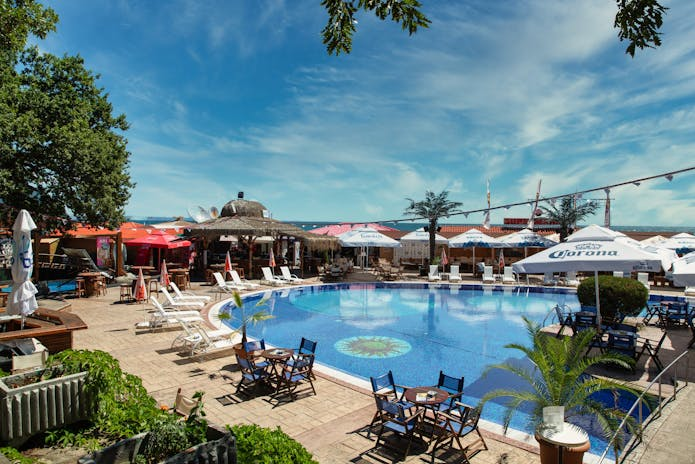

[79,423,236,464]
[0,368,89,447]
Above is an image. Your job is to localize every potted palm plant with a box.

[217,291,273,358]
[480,317,647,464]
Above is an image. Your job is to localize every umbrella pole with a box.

[594,270,601,327]
[472,247,476,276]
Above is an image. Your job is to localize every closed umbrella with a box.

[7,210,39,325]
[224,251,233,279]
[269,248,276,270]
[159,259,170,288]
[134,268,147,303]
[441,248,448,271]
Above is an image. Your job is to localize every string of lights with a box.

[371,166,695,225]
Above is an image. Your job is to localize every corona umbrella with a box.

[7,210,39,323]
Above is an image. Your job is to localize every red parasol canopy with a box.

[308,222,397,237]
[125,229,191,249]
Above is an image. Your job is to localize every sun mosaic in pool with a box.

[334,336,412,358]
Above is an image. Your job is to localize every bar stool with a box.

[119,283,132,303]
[75,278,86,298]
[148,278,159,296]
[96,276,108,296]
[174,273,186,291]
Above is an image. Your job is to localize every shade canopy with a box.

[661,232,695,254]
[512,239,662,274]
[671,252,695,287]
[309,222,397,237]
[125,229,191,249]
[339,227,400,248]
[641,235,668,245]
[566,224,624,242]
[7,210,38,317]
[500,228,557,248]
[448,228,506,248]
[399,228,448,244]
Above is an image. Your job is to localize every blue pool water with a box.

[1,280,76,294]
[221,282,651,457]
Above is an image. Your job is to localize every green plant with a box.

[0,446,40,464]
[480,317,648,448]
[577,275,648,322]
[217,291,273,347]
[47,350,164,443]
[231,424,318,464]
[404,190,463,262]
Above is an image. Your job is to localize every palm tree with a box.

[404,190,462,261]
[217,291,273,348]
[539,196,598,241]
[480,318,647,450]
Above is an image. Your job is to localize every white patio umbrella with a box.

[398,228,448,264]
[640,235,668,246]
[448,228,507,274]
[671,252,695,287]
[338,226,400,269]
[513,230,662,321]
[7,210,39,323]
[661,232,695,254]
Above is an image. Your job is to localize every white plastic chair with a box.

[261,267,285,286]
[637,272,650,290]
[280,266,305,283]
[565,271,580,287]
[502,267,516,284]
[428,265,441,282]
[213,272,243,293]
[613,271,626,278]
[170,282,211,302]
[482,266,495,284]
[146,296,203,329]
[230,270,261,289]
[448,265,462,282]
[543,272,558,286]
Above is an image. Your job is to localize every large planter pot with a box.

[535,433,590,464]
[79,423,236,464]
[0,367,89,447]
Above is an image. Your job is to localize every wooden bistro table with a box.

[404,386,449,409]
[77,272,102,297]
[261,348,294,382]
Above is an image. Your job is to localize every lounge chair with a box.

[279,266,305,283]
[542,272,558,286]
[161,288,204,309]
[143,296,203,329]
[637,272,650,290]
[565,271,580,287]
[213,272,244,293]
[613,271,626,278]
[172,319,233,356]
[502,267,516,284]
[685,287,695,297]
[261,267,285,286]
[430,402,488,463]
[428,265,441,282]
[170,282,211,302]
[229,270,261,289]
[482,265,495,284]
[448,265,462,282]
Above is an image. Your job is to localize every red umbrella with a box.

[159,260,170,288]
[126,229,191,249]
[134,268,147,302]
[224,251,233,279]
[269,248,276,269]
[308,222,397,236]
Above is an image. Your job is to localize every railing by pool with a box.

[597,349,690,464]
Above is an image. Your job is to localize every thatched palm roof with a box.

[188,200,339,251]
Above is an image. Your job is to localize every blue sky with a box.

[39,0,695,226]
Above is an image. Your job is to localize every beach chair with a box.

[428,265,441,282]
[448,265,462,282]
[229,270,261,289]
[565,271,580,287]
[637,272,650,290]
[161,288,204,309]
[613,271,626,278]
[279,266,305,283]
[482,266,495,284]
[502,267,516,284]
[430,402,488,463]
[212,272,243,294]
[261,267,285,286]
[170,282,211,302]
[542,272,558,286]
[144,296,203,329]
[172,319,233,356]
[685,287,695,297]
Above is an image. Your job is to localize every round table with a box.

[538,423,589,464]
[404,386,449,407]
[261,348,295,381]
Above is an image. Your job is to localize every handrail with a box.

[596,349,690,464]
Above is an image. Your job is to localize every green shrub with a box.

[577,275,648,322]
[47,350,165,443]
[230,424,318,464]
[0,446,40,464]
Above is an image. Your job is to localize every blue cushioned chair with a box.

[368,370,414,437]
[235,354,270,395]
[373,396,424,461]
[430,402,487,463]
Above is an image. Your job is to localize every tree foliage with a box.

[404,190,462,262]
[0,0,133,231]
[321,0,430,55]
[322,0,668,57]
[578,275,649,321]
[480,317,647,447]
[539,197,598,242]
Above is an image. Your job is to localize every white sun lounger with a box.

[213,272,244,293]
[261,267,285,286]
[482,266,495,284]
[172,319,233,356]
[137,296,203,330]
[170,282,211,302]
[229,269,261,289]
[161,288,204,309]
[448,265,462,282]
[279,266,305,283]
[502,267,517,284]
[428,265,441,282]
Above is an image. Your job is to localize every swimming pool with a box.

[219,282,648,457]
